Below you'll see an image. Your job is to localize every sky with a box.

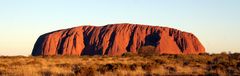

[0,0,239,56]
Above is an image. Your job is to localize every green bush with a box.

[72,65,95,76]
[237,62,240,70]
[138,45,158,56]
[199,53,210,55]
[122,52,137,57]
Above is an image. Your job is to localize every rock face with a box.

[32,23,205,56]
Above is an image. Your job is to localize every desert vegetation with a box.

[0,52,240,76]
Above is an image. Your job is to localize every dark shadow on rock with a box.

[57,30,70,55]
[81,28,103,55]
[144,32,160,47]
[126,26,137,52]
[104,31,116,55]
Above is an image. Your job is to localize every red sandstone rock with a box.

[32,23,205,56]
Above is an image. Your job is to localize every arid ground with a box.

[0,53,240,76]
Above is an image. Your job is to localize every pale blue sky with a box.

[0,0,239,56]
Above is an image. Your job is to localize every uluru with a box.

[32,23,205,56]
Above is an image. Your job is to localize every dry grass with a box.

[0,53,240,76]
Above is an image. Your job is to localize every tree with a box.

[138,45,158,56]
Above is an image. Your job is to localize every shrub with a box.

[199,53,210,55]
[40,70,52,76]
[205,72,219,76]
[226,67,235,76]
[230,53,240,60]
[237,62,240,70]
[220,52,228,55]
[122,52,137,57]
[97,63,126,74]
[141,63,158,71]
[165,66,177,74]
[144,71,152,76]
[129,64,137,71]
[0,63,8,67]
[72,65,81,74]
[212,57,229,67]
[141,64,153,71]
[183,61,190,66]
[56,63,71,68]
[72,65,95,76]
[0,70,6,75]
[138,45,158,56]
[154,59,166,64]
